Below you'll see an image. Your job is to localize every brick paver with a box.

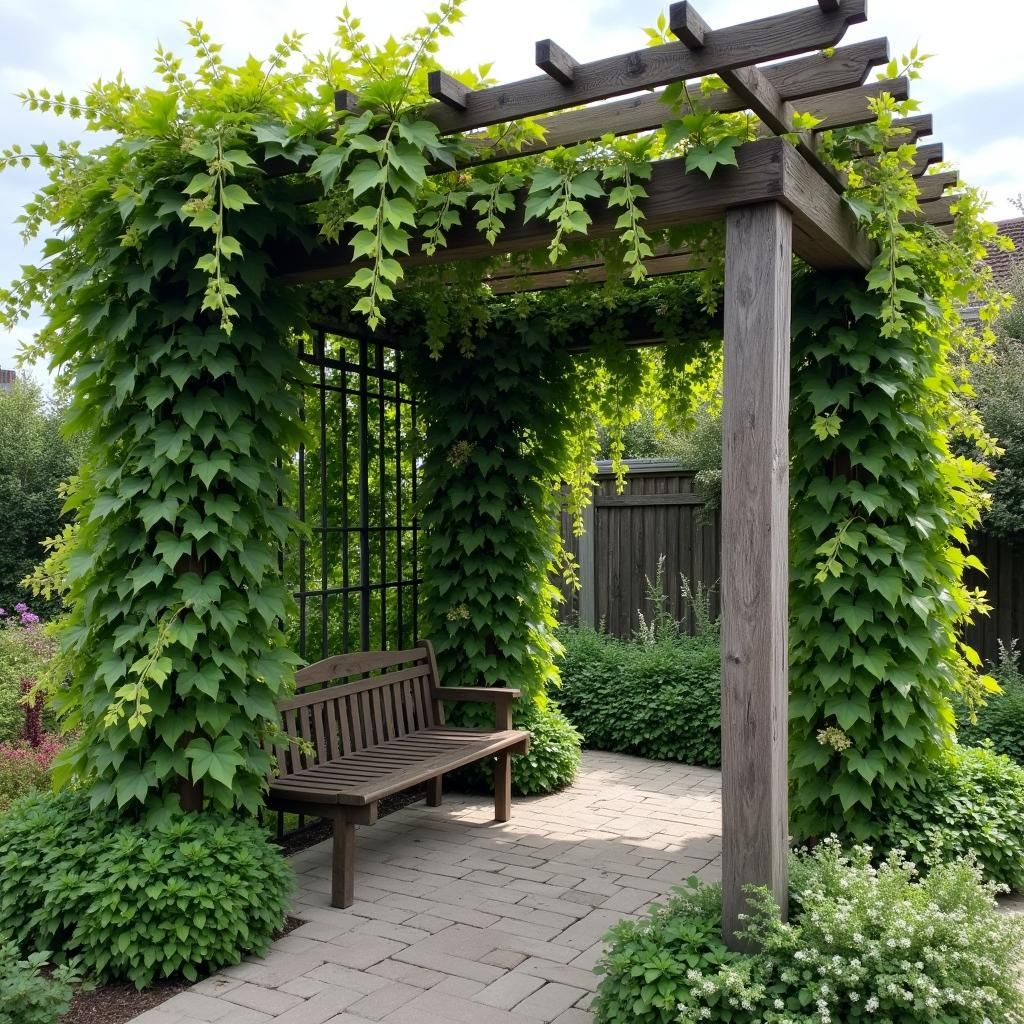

[130,751,722,1023]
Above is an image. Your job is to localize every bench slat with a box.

[280,664,432,711]
[296,647,429,686]
[269,726,531,806]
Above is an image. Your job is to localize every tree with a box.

[970,260,1024,541]
[0,378,81,618]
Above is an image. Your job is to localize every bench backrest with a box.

[272,640,443,777]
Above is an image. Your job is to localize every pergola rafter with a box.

[276,0,962,950]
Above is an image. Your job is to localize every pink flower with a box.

[13,603,28,613]
[20,612,39,625]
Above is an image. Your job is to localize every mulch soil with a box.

[60,917,304,1024]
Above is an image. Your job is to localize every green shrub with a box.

[878,743,1024,890]
[595,841,1024,1024]
[0,791,293,988]
[957,639,1024,763]
[592,880,738,1024]
[0,943,76,1024]
[558,626,720,766]
[453,701,582,796]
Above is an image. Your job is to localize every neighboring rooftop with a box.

[987,217,1024,283]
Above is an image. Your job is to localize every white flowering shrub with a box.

[674,840,1024,1024]
[593,880,743,1024]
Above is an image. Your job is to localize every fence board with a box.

[557,461,721,636]
[963,533,1024,665]
[558,460,1020,662]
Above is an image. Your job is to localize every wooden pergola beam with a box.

[535,40,579,85]
[278,137,872,283]
[487,251,697,294]
[911,143,944,176]
[915,169,957,201]
[463,51,892,168]
[418,0,866,135]
[808,76,909,130]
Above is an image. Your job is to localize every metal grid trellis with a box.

[289,326,421,665]
[273,327,421,841]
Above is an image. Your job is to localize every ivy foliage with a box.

[0,31,322,814]
[788,275,996,840]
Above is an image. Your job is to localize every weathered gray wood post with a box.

[720,201,792,949]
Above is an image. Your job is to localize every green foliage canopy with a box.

[0,380,81,618]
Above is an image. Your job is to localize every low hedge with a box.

[0,791,293,988]
[878,743,1024,891]
[956,640,1024,765]
[557,626,721,766]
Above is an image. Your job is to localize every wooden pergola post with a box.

[720,201,793,949]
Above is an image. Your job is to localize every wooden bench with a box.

[266,639,530,907]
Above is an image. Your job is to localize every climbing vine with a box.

[787,52,1012,839]
[0,0,1008,828]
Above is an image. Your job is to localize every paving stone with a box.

[124,752,724,1024]
[271,986,366,1024]
[555,910,628,951]
[515,983,587,1022]
[480,948,528,970]
[279,977,332,998]
[219,1010,275,1024]
[382,989,524,1024]
[551,1011,592,1024]
[158,992,236,1021]
[191,977,243,997]
[223,984,304,1016]
[366,960,446,989]
[432,976,486,997]
[513,958,600,991]
[346,982,421,1020]
[303,964,390,995]
[473,973,545,1010]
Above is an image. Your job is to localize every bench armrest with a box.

[434,686,521,730]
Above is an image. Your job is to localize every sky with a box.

[0,0,1022,376]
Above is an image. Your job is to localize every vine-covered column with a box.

[38,142,309,816]
[411,316,571,714]
[788,274,992,840]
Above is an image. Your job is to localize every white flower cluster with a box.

[676,839,1024,1024]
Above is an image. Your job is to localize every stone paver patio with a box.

[133,751,722,1024]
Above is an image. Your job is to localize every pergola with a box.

[274,0,955,946]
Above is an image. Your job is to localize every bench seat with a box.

[270,725,531,806]
[267,640,530,907]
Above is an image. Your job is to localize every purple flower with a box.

[13,603,28,613]
[0,608,5,616]
[20,612,39,625]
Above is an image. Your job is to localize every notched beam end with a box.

[836,0,868,27]
[669,1,711,48]
[334,90,361,114]
[427,70,472,111]
[536,39,578,85]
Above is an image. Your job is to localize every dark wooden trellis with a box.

[273,0,957,947]
[289,327,420,663]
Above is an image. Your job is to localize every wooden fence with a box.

[557,460,721,636]
[558,459,1023,664]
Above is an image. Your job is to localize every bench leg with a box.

[426,775,443,807]
[331,818,356,909]
[494,752,512,823]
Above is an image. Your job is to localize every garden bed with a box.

[59,918,304,1024]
